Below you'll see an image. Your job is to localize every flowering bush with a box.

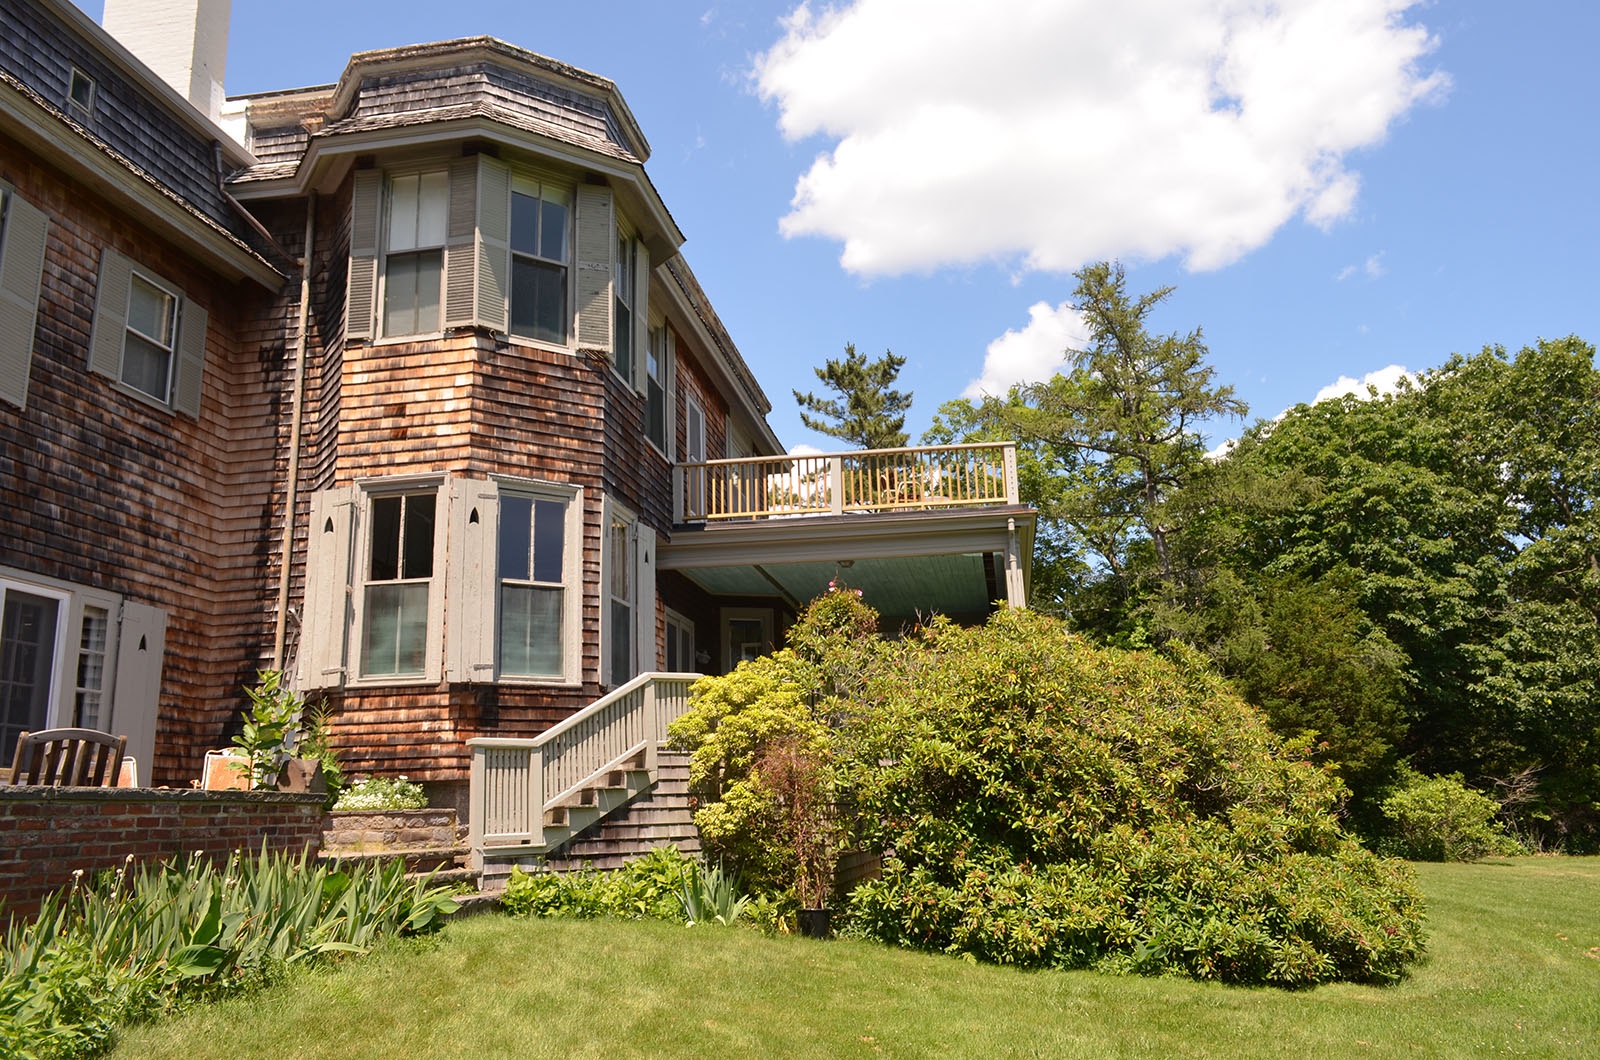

[333,775,428,811]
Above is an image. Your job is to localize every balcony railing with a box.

[676,442,1019,523]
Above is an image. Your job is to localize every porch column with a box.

[1004,517,1026,609]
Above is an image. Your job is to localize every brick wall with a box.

[0,787,325,918]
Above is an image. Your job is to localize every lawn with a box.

[113,858,1600,1059]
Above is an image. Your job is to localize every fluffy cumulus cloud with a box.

[1312,364,1410,403]
[755,0,1447,276]
[963,301,1092,398]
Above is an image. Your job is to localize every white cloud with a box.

[1337,252,1387,281]
[754,0,1447,277]
[962,301,1092,398]
[1312,364,1410,403]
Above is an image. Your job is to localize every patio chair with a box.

[9,728,127,787]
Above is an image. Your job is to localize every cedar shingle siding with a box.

[1,2,775,788]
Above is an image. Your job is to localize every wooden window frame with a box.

[492,477,583,686]
[350,477,447,686]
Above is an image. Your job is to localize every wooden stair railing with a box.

[466,672,697,869]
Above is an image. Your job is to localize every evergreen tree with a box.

[794,343,913,449]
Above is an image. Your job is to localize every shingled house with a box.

[0,0,1033,823]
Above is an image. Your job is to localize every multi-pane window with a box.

[72,606,109,730]
[0,587,60,763]
[361,491,436,678]
[646,326,669,454]
[613,234,636,382]
[498,493,568,678]
[607,512,634,686]
[121,272,178,403]
[383,171,447,337]
[665,610,695,673]
[509,177,570,344]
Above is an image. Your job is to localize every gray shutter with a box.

[442,157,479,329]
[633,243,650,389]
[173,298,206,416]
[475,156,510,333]
[574,184,613,352]
[346,169,382,342]
[110,600,166,774]
[88,248,134,380]
[636,525,657,673]
[447,476,499,682]
[297,486,357,689]
[0,192,48,408]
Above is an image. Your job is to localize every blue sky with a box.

[79,1,1600,450]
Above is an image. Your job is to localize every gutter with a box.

[212,141,298,271]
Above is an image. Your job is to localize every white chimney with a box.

[102,0,232,122]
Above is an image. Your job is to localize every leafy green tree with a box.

[1220,338,1600,848]
[923,393,1090,613]
[1010,261,1247,585]
[794,343,913,450]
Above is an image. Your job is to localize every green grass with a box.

[112,858,1600,1059]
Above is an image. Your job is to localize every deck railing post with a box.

[829,456,844,516]
[527,745,545,847]
[1003,442,1019,504]
[467,745,486,871]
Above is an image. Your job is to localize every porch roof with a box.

[659,506,1036,621]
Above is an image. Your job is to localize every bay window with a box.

[359,489,438,679]
[381,171,448,337]
[509,176,570,344]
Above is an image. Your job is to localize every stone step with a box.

[320,845,468,875]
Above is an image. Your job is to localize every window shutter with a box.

[173,298,206,416]
[442,157,478,330]
[424,479,451,684]
[447,476,499,682]
[346,169,382,342]
[633,243,650,390]
[574,184,613,352]
[0,192,48,408]
[88,248,133,380]
[475,155,510,332]
[297,486,357,689]
[110,600,166,777]
[636,525,657,673]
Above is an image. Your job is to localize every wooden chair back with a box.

[9,728,128,787]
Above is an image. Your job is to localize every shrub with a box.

[334,775,428,811]
[1379,768,1524,861]
[836,609,1426,986]
[0,848,457,1059]
[667,585,874,899]
[500,847,699,923]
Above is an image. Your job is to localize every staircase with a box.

[468,672,701,890]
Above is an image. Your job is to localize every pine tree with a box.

[793,344,913,450]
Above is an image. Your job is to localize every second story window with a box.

[382,172,448,337]
[89,248,207,417]
[645,325,669,454]
[122,273,177,402]
[613,233,637,383]
[509,177,570,345]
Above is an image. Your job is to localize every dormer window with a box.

[67,69,95,124]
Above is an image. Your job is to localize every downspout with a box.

[272,192,316,670]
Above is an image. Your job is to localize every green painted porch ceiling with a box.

[680,552,996,621]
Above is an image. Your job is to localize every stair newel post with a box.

[527,743,546,847]
[642,676,660,774]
